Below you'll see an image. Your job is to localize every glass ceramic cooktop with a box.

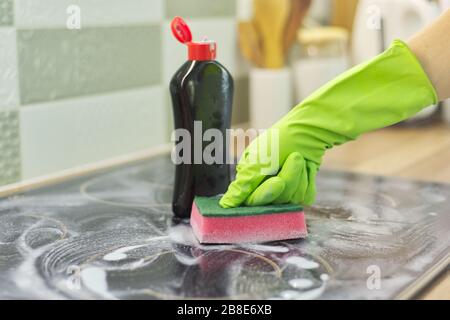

[0,155,448,299]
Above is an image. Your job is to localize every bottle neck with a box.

[187,42,217,61]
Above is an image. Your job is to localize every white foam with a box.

[174,252,200,266]
[244,244,289,253]
[289,278,314,289]
[279,290,302,299]
[168,224,198,245]
[102,236,170,262]
[278,285,325,300]
[80,267,115,299]
[103,244,145,261]
[286,256,319,269]
[320,273,330,281]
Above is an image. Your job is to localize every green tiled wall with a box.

[0,0,240,186]
[18,26,161,104]
[0,28,19,109]
[166,0,236,18]
[0,109,21,185]
[14,0,163,28]
[0,0,14,26]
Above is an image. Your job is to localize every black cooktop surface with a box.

[0,155,448,299]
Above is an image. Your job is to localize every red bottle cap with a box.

[171,16,217,61]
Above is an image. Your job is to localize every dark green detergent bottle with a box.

[170,17,233,218]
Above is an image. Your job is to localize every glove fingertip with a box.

[245,176,285,206]
[219,195,239,208]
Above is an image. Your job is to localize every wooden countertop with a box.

[322,123,450,300]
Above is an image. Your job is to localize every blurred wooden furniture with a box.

[331,0,359,32]
[238,21,264,67]
[253,0,290,68]
[283,0,312,54]
[240,0,311,68]
[323,123,450,300]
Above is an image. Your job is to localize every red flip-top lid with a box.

[171,16,217,61]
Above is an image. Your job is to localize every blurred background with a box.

[0,0,449,187]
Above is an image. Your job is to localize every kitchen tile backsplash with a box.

[20,86,165,178]
[0,0,14,26]
[0,28,19,109]
[0,109,21,185]
[165,0,236,18]
[0,0,242,186]
[14,0,162,28]
[18,26,161,104]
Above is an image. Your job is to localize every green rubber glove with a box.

[220,40,438,208]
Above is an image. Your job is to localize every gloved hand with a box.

[220,40,438,208]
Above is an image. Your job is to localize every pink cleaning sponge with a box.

[190,196,307,244]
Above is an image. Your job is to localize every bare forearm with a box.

[408,9,450,101]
